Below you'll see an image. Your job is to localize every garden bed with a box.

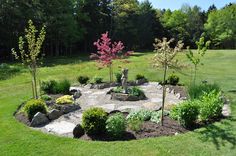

[77,116,188,141]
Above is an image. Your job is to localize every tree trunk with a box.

[161,64,167,126]
[193,65,197,86]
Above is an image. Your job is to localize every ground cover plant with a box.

[0,50,236,155]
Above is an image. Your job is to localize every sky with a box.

[138,0,236,11]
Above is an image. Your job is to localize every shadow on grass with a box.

[198,117,236,150]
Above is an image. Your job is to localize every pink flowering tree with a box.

[91,32,131,82]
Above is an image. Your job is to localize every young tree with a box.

[153,38,184,126]
[91,32,131,82]
[186,37,210,85]
[12,20,46,99]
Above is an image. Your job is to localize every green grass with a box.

[0,50,236,155]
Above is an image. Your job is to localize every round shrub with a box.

[82,107,108,135]
[106,113,126,138]
[135,74,146,80]
[77,76,89,84]
[56,95,74,105]
[55,79,71,94]
[23,99,47,120]
[167,73,179,85]
[92,76,103,84]
[127,86,145,97]
[115,73,122,83]
[177,101,199,128]
[41,80,58,94]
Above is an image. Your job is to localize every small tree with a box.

[91,32,131,82]
[12,20,46,99]
[153,38,184,126]
[186,37,210,85]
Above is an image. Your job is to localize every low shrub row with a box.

[81,108,165,139]
[41,79,71,94]
[170,90,224,128]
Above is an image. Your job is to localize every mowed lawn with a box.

[0,50,236,156]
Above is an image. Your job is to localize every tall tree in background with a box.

[12,20,46,99]
[205,4,236,48]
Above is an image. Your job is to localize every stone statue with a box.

[121,68,128,94]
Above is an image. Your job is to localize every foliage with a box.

[11,20,46,99]
[112,86,123,93]
[127,86,145,97]
[0,63,21,80]
[106,113,126,138]
[135,74,146,80]
[82,107,108,135]
[40,95,52,101]
[55,79,71,94]
[77,76,89,85]
[188,83,220,99]
[41,80,71,94]
[186,37,210,84]
[56,95,73,105]
[127,118,143,132]
[91,32,131,82]
[150,111,162,124]
[170,100,199,128]
[205,4,236,48]
[198,90,224,122]
[126,110,152,121]
[23,99,47,120]
[115,72,122,83]
[92,76,103,84]
[167,73,179,85]
[153,37,184,125]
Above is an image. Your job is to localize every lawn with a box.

[0,50,236,156]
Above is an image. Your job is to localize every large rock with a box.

[73,124,85,138]
[61,105,81,114]
[30,112,49,127]
[143,102,162,111]
[48,109,62,120]
[73,91,82,99]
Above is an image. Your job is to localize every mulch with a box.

[78,116,188,141]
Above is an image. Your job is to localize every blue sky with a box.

[138,0,236,11]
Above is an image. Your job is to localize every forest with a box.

[0,0,235,59]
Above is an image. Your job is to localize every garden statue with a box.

[121,68,128,94]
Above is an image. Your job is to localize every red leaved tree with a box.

[91,32,131,82]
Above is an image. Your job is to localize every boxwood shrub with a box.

[82,107,108,135]
[23,99,47,120]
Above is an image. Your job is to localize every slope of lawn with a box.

[0,50,236,156]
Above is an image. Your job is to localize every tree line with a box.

[0,0,235,60]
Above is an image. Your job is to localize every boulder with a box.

[73,91,82,99]
[143,102,162,111]
[48,109,62,120]
[61,104,81,114]
[73,124,85,138]
[30,112,49,127]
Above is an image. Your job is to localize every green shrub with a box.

[41,80,71,94]
[170,105,180,120]
[170,101,199,128]
[127,118,143,132]
[150,111,161,124]
[56,95,74,105]
[77,76,89,84]
[106,113,126,138]
[41,80,58,94]
[127,86,145,97]
[198,90,223,121]
[126,110,152,121]
[23,99,47,120]
[55,79,71,94]
[188,83,220,99]
[92,76,103,84]
[112,86,123,93]
[40,95,52,101]
[115,73,122,83]
[82,108,108,135]
[135,74,146,80]
[167,73,179,85]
